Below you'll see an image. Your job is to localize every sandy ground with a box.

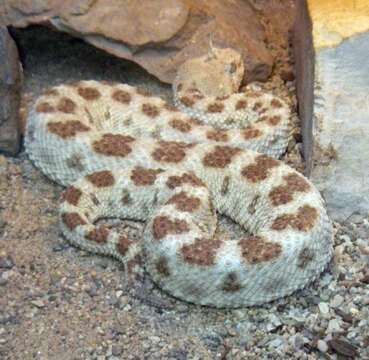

[1,7,369,359]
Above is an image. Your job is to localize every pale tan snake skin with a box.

[25,76,333,307]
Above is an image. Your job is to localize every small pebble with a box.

[327,319,342,333]
[330,294,344,308]
[31,300,46,308]
[111,345,123,356]
[0,256,14,269]
[0,275,8,286]
[116,290,124,298]
[268,338,284,348]
[318,302,330,316]
[317,339,328,353]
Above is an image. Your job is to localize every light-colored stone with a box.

[294,0,369,221]
[330,294,344,308]
[317,339,328,353]
[326,318,342,334]
[318,302,330,316]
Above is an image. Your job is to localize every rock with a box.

[0,255,14,269]
[328,339,358,358]
[317,339,328,353]
[330,294,344,308]
[294,1,369,221]
[56,0,189,46]
[0,27,22,155]
[111,345,123,356]
[1,0,273,84]
[31,299,46,308]
[0,275,8,286]
[288,334,307,350]
[265,314,283,332]
[326,319,342,334]
[268,337,284,348]
[318,302,330,316]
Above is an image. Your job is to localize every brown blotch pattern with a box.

[268,115,282,126]
[136,88,152,97]
[61,186,82,206]
[243,127,262,140]
[78,86,101,100]
[116,235,132,255]
[86,170,115,187]
[48,120,90,139]
[93,133,135,157]
[142,103,160,118]
[169,118,192,133]
[216,95,230,101]
[269,173,310,206]
[155,256,171,277]
[271,205,318,232]
[152,141,192,163]
[181,238,222,266]
[241,154,280,183]
[57,97,76,113]
[179,96,195,107]
[167,191,201,213]
[203,145,240,168]
[152,215,189,240]
[207,102,224,113]
[189,117,201,126]
[222,272,242,292]
[36,102,55,113]
[62,212,86,231]
[271,98,283,108]
[166,173,205,189]
[164,103,178,112]
[252,102,263,111]
[186,88,204,99]
[86,225,110,244]
[238,236,281,264]
[191,92,205,100]
[235,99,247,110]
[112,89,132,104]
[176,83,183,91]
[130,167,162,186]
[206,129,229,142]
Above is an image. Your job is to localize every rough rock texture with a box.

[0,0,273,84]
[294,0,369,221]
[0,27,22,155]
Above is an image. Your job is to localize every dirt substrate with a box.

[1,11,369,360]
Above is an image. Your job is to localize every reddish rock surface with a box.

[1,0,274,84]
[0,27,22,155]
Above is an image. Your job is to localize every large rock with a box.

[294,0,369,221]
[0,0,273,84]
[0,27,22,155]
